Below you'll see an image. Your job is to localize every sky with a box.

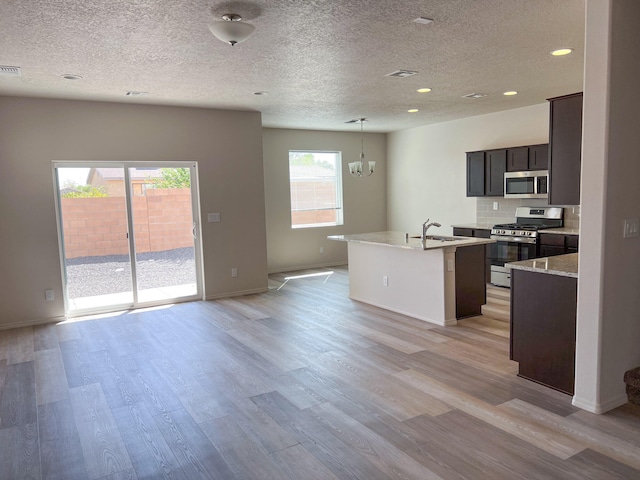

[57,167,90,187]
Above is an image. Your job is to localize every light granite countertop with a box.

[328,231,495,251]
[451,223,495,230]
[540,227,580,235]
[507,253,579,278]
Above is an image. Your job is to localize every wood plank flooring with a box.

[1,265,639,479]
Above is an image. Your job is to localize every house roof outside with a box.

[89,167,162,182]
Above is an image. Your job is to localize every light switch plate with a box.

[208,212,221,223]
[623,218,639,238]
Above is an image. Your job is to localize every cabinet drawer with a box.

[474,229,491,239]
[539,233,564,246]
[453,228,473,237]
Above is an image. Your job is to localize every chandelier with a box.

[348,118,375,177]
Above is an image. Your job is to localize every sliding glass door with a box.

[54,162,202,315]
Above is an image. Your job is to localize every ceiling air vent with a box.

[0,65,21,77]
[385,70,418,78]
[462,92,488,99]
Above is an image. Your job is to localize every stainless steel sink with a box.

[410,235,458,242]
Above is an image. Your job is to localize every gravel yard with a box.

[65,247,196,299]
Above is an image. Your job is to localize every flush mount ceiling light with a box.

[62,74,82,80]
[551,48,573,56]
[407,109,419,113]
[346,118,375,177]
[208,14,255,46]
[503,91,518,96]
[417,87,432,93]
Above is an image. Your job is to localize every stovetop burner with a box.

[492,223,557,231]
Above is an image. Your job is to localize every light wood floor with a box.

[1,266,639,479]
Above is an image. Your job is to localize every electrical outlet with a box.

[383,275,389,287]
[493,201,499,211]
[319,246,324,254]
[231,267,238,277]
[45,289,54,301]
[447,259,454,272]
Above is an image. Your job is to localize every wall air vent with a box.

[462,92,488,99]
[385,70,418,78]
[0,65,21,77]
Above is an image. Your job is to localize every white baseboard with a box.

[348,294,457,327]
[572,393,629,414]
[268,262,347,274]
[204,287,269,301]
[0,316,67,331]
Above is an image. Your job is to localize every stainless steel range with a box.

[489,207,563,287]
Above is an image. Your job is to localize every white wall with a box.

[262,128,387,273]
[0,96,268,329]
[575,0,640,413]
[387,104,550,235]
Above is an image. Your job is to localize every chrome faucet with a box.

[422,219,442,241]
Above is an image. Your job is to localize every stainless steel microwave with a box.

[504,170,549,199]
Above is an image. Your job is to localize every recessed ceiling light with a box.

[253,91,268,96]
[503,91,518,96]
[551,48,573,56]
[407,109,419,113]
[62,74,82,80]
[413,17,434,25]
[417,88,432,93]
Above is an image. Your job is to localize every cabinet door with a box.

[485,149,506,196]
[510,270,577,394]
[529,144,549,170]
[548,93,583,205]
[539,245,566,257]
[466,152,485,196]
[506,147,529,172]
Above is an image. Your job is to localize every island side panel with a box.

[346,242,456,326]
[454,244,487,319]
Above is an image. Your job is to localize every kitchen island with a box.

[507,253,578,394]
[328,231,495,326]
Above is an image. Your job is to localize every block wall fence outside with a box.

[61,188,194,259]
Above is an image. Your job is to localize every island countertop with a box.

[328,231,495,251]
[507,253,578,278]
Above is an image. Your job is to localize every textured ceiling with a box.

[0,0,585,132]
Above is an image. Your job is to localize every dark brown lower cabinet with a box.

[510,269,577,395]
[455,245,486,319]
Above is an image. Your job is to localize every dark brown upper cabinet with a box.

[506,144,549,172]
[485,149,507,196]
[548,93,583,206]
[466,151,486,196]
[466,149,506,197]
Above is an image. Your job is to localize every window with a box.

[289,150,343,228]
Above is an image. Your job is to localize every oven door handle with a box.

[490,235,537,244]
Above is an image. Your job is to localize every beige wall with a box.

[0,96,268,329]
[262,128,387,273]
[575,0,640,413]
[387,104,550,235]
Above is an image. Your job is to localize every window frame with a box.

[288,150,344,229]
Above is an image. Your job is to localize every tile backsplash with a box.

[477,198,580,228]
